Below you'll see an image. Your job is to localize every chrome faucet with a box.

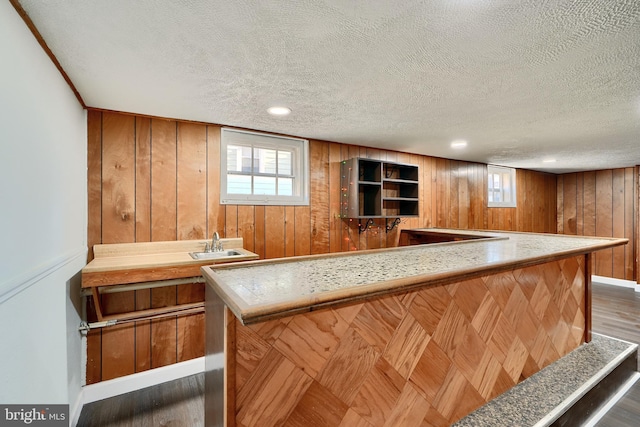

[211,231,222,252]
[204,231,222,253]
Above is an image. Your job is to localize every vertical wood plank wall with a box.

[86,110,557,383]
[557,168,637,282]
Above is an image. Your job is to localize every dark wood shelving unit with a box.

[340,158,419,227]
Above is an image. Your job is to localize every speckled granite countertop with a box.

[201,229,627,324]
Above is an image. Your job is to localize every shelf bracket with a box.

[385,218,402,233]
[359,218,375,233]
[385,166,396,178]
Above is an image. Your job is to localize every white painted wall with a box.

[0,0,87,417]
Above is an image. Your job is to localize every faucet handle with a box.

[204,242,211,253]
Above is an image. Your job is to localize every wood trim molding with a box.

[636,165,639,284]
[86,107,313,142]
[9,0,86,108]
[585,253,592,343]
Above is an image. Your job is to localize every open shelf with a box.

[358,183,382,217]
[341,158,419,221]
[358,158,381,183]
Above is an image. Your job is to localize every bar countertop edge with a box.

[201,229,628,325]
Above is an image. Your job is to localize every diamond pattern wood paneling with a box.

[227,256,586,426]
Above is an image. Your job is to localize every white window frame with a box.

[220,128,310,205]
[487,165,517,208]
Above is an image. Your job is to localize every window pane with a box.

[487,165,516,207]
[278,177,293,196]
[228,145,254,173]
[227,145,242,172]
[221,128,309,205]
[278,151,292,176]
[227,174,251,194]
[254,176,276,195]
[503,173,511,202]
[255,148,277,174]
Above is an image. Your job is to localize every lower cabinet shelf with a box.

[383,198,419,217]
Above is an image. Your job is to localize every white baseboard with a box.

[592,275,640,292]
[70,356,205,426]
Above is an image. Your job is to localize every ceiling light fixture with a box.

[542,159,556,163]
[267,106,291,116]
[450,139,468,149]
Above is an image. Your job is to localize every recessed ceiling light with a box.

[267,106,291,116]
[543,159,556,163]
[451,139,468,149]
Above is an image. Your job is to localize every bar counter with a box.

[201,229,627,426]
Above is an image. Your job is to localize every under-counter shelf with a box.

[341,157,419,220]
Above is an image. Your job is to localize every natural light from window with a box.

[221,128,309,205]
[487,165,517,208]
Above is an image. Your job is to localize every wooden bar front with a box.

[206,254,589,426]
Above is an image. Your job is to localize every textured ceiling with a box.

[17,0,640,173]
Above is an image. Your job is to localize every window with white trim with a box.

[220,128,309,205]
[487,165,517,207]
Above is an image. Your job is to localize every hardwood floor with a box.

[76,373,204,427]
[76,282,640,427]
[592,282,640,427]
[592,283,640,350]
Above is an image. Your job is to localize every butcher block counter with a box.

[81,238,258,324]
[82,237,258,288]
[201,230,626,426]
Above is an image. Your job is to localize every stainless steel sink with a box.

[189,249,243,260]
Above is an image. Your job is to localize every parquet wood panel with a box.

[226,256,587,426]
[73,282,640,427]
[86,110,558,383]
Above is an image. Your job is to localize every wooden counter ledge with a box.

[82,237,258,288]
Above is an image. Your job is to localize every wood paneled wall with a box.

[86,110,557,383]
[557,168,637,282]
